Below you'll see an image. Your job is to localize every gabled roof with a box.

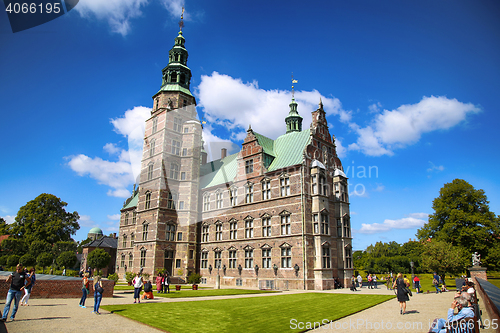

[122,191,139,209]
[199,153,239,189]
[84,236,117,249]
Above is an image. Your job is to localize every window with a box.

[152,117,158,133]
[262,248,271,268]
[145,192,151,209]
[322,247,331,268]
[177,232,183,241]
[215,222,222,241]
[120,254,125,267]
[245,219,253,238]
[281,214,291,235]
[203,193,210,211]
[313,214,319,234]
[147,164,154,180]
[178,201,184,210]
[149,139,155,157]
[182,148,187,156]
[262,179,271,200]
[132,211,136,224]
[319,175,327,195]
[230,187,238,206]
[321,214,329,235]
[174,117,183,132]
[176,259,181,268]
[201,252,208,268]
[262,216,271,237]
[202,225,209,242]
[281,247,291,268]
[130,233,134,247]
[245,159,253,174]
[172,140,181,155]
[280,177,290,196]
[165,250,174,260]
[124,213,129,225]
[311,175,318,194]
[229,250,237,268]
[216,191,223,209]
[183,127,189,133]
[128,253,133,267]
[170,163,179,180]
[214,251,222,269]
[181,172,186,180]
[142,223,148,241]
[189,250,194,259]
[167,192,176,209]
[122,235,127,248]
[140,249,146,267]
[245,183,254,203]
[337,218,342,237]
[166,224,176,241]
[155,98,160,110]
[244,249,254,268]
[344,217,350,238]
[345,248,352,268]
[229,220,237,240]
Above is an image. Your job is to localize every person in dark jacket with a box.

[393,272,410,315]
[1,264,31,321]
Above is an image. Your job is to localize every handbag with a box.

[95,283,104,294]
[404,286,412,296]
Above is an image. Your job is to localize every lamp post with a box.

[410,261,415,288]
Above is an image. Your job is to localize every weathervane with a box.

[291,73,298,99]
[179,7,185,32]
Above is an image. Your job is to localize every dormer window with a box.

[245,159,253,174]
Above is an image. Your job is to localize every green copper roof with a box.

[253,132,275,156]
[200,153,238,189]
[268,129,310,171]
[89,227,103,234]
[123,191,139,209]
[157,84,193,97]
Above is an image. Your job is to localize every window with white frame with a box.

[321,213,329,235]
[244,249,254,268]
[132,211,136,224]
[216,191,223,209]
[128,253,133,267]
[203,193,210,211]
[201,251,208,268]
[337,218,342,237]
[178,201,184,210]
[281,247,291,268]
[262,248,271,268]
[245,159,253,174]
[230,187,238,206]
[229,249,237,268]
[245,183,254,203]
[172,140,181,155]
[182,148,187,156]
[130,233,134,247]
[215,222,222,241]
[245,218,254,238]
[150,139,155,157]
[262,179,271,200]
[167,192,176,209]
[169,163,179,180]
[166,224,176,241]
[319,175,327,195]
[120,254,125,267]
[122,235,127,248]
[124,213,129,225]
[142,223,148,241]
[345,247,352,268]
[202,225,209,242]
[281,214,291,235]
[181,172,186,180]
[229,220,237,240]
[152,117,158,133]
[214,250,222,269]
[313,214,319,234]
[173,117,183,132]
[262,216,271,237]
[322,246,331,268]
[147,164,154,180]
[280,177,290,196]
[311,175,318,194]
[140,249,146,267]
[145,192,151,209]
[344,217,350,238]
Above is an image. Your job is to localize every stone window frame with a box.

[169,163,179,180]
[244,245,254,269]
[322,242,331,269]
[173,117,183,133]
[215,220,223,241]
[279,210,291,235]
[152,116,158,133]
[229,218,238,240]
[280,243,292,268]
[320,209,329,235]
[244,182,254,204]
[345,244,353,269]
[261,244,272,268]
[201,249,209,268]
[279,173,291,197]
[167,191,177,210]
[120,254,125,267]
[145,191,152,209]
[132,210,136,224]
[214,247,222,269]
[124,213,129,225]
[147,163,154,181]
[228,246,237,268]
[244,216,254,239]
[261,213,272,237]
[128,253,133,267]
[149,139,155,157]
[229,186,238,206]
[171,139,181,155]
[245,159,253,174]
[166,222,176,241]
[261,178,271,200]
[122,234,127,248]
[140,247,147,267]
[202,223,209,242]
[130,233,134,247]
[215,190,223,209]
[142,222,149,241]
[343,214,351,238]
[203,192,210,212]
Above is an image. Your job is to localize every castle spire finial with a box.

[178,7,185,32]
[291,73,298,100]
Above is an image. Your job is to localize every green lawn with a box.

[114,285,209,291]
[153,288,278,298]
[102,293,394,333]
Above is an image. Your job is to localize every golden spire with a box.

[291,73,298,100]
[179,7,185,32]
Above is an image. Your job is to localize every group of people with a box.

[350,273,380,291]
[130,271,171,302]
[1,264,35,322]
[79,271,104,314]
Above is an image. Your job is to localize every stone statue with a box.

[472,252,481,266]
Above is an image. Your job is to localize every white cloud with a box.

[348,96,480,156]
[75,0,149,36]
[427,161,445,173]
[1,215,15,224]
[202,125,240,161]
[67,106,150,198]
[107,214,121,220]
[358,213,428,234]
[78,215,96,227]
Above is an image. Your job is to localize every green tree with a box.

[421,241,468,276]
[20,253,36,267]
[10,193,80,245]
[52,241,77,258]
[56,251,77,269]
[7,254,20,268]
[86,248,111,275]
[417,179,499,262]
[483,243,500,271]
[37,252,53,273]
[0,218,11,235]
[1,238,26,256]
[29,240,51,256]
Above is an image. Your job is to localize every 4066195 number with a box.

[5,2,61,14]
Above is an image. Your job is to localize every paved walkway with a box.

[0,286,495,333]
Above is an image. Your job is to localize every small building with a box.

[81,235,117,277]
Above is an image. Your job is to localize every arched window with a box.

[147,163,154,181]
[203,193,210,212]
[142,223,148,241]
[170,163,179,180]
[145,191,151,209]
[149,140,155,157]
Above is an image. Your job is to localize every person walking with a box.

[133,272,143,303]
[20,268,36,306]
[373,274,377,288]
[357,274,362,288]
[393,273,410,315]
[164,274,170,293]
[433,272,441,294]
[413,275,421,294]
[350,275,357,291]
[156,272,163,293]
[93,276,103,314]
[1,264,31,322]
[367,274,373,289]
[79,273,90,308]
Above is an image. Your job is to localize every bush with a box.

[108,273,119,285]
[187,273,202,285]
[7,254,20,268]
[125,271,135,284]
[37,252,53,273]
[56,251,77,269]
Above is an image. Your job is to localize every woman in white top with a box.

[132,272,143,303]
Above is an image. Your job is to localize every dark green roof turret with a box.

[285,98,303,133]
[160,30,192,91]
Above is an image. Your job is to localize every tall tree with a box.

[0,218,11,235]
[417,179,499,260]
[10,194,80,245]
[421,240,468,276]
[87,248,111,275]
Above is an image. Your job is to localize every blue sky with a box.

[1,0,499,251]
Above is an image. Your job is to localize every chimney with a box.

[113,233,117,239]
[221,148,227,159]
